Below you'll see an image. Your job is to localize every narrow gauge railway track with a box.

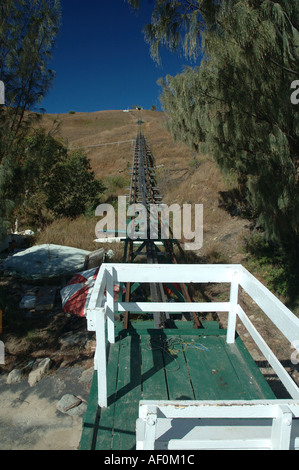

[122,118,202,330]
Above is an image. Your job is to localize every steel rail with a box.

[122,115,201,329]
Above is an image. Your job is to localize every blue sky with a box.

[40,0,194,114]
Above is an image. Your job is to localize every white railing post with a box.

[94,307,108,408]
[105,266,115,344]
[271,405,293,450]
[226,269,240,344]
[144,408,158,450]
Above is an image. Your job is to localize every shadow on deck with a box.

[80,320,276,450]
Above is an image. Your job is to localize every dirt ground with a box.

[0,296,95,451]
[0,362,93,450]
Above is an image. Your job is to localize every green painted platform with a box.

[79,320,276,450]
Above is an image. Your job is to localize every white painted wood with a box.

[87,264,107,311]
[226,270,240,344]
[105,266,115,344]
[136,418,274,450]
[166,437,272,450]
[115,301,231,313]
[136,420,146,450]
[98,263,240,284]
[95,308,107,408]
[143,411,158,450]
[271,405,293,450]
[94,238,164,245]
[94,237,125,243]
[138,400,299,420]
[137,401,299,450]
[237,305,299,400]
[87,308,96,332]
[240,266,299,346]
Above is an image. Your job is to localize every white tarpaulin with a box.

[2,244,90,281]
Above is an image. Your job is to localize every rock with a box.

[22,359,35,372]
[35,286,57,311]
[19,295,37,309]
[106,249,114,259]
[56,394,87,417]
[28,358,52,387]
[85,248,104,269]
[59,331,88,348]
[79,366,94,383]
[6,359,36,384]
[85,339,96,353]
[6,369,23,384]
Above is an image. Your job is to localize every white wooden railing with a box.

[136,400,299,450]
[86,263,299,449]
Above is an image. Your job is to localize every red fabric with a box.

[61,268,125,318]
[62,284,89,318]
[67,274,87,285]
[164,283,181,296]
[67,267,99,286]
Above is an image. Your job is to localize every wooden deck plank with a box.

[111,332,142,450]
[79,371,99,450]
[183,335,220,401]
[96,405,115,450]
[80,321,279,450]
[95,338,121,450]
[229,335,276,399]
[140,333,169,400]
[115,332,142,403]
[111,400,139,450]
[162,337,195,401]
[198,335,251,400]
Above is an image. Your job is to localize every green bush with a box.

[244,234,296,298]
[19,129,106,225]
[46,150,105,218]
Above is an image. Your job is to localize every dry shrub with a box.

[35,216,99,251]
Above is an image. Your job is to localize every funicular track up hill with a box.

[79,114,299,451]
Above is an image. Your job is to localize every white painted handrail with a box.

[86,263,299,410]
[137,400,299,450]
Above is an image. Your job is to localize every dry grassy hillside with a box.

[36,109,250,262]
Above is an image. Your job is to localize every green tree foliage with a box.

[46,150,105,220]
[0,0,61,241]
[128,0,299,255]
[17,129,105,226]
[0,0,61,132]
[127,0,217,63]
